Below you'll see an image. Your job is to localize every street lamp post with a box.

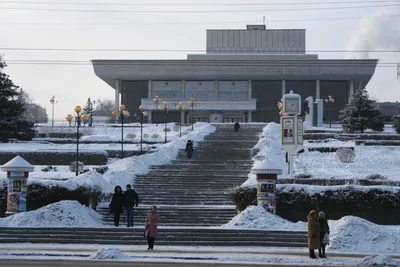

[187,97,198,131]
[70,105,88,176]
[112,104,131,159]
[138,105,148,155]
[325,95,335,128]
[163,101,170,143]
[175,101,187,137]
[153,96,161,127]
[50,96,58,127]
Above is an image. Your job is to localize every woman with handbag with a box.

[145,206,160,251]
[307,210,320,259]
[318,211,330,258]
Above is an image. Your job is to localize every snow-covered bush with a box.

[173,124,179,132]
[93,166,109,174]
[41,166,57,172]
[69,161,85,173]
[125,133,136,139]
[151,133,160,139]
[227,187,257,212]
[163,128,171,132]
[365,174,387,180]
[370,119,385,132]
[143,133,149,138]
[336,148,355,163]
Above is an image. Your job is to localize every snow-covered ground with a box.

[0,122,216,192]
[243,122,400,187]
[222,206,400,254]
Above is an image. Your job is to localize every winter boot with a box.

[318,248,323,258]
[309,250,317,259]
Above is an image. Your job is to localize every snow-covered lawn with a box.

[223,205,400,254]
[243,122,400,187]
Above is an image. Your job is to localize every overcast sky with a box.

[0,0,399,120]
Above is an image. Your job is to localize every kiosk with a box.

[251,159,283,214]
[1,156,34,215]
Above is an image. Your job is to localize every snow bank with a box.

[0,200,103,228]
[357,255,400,266]
[90,248,129,260]
[242,123,287,188]
[223,206,400,254]
[80,135,112,142]
[221,206,306,231]
[329,216,400,254]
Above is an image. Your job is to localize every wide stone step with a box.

[150,165,253,170]
[172,160,253,164]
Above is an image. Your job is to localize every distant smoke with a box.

[345,2,400,59]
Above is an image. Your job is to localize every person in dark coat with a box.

[307,210,320,259]
[110,185,124,227]
[145,205,160,251]
[123,184,139,227]
[185,140,194,159]
[318,211,330,258]
[234,122,240,132]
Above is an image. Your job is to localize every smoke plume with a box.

[345,2,400,59]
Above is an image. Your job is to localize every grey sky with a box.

[0,0,399,119]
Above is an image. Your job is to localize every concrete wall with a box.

[206,29,306,54]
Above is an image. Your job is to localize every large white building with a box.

[92,25,377,123]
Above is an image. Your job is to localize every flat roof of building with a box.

[92,58,378,89]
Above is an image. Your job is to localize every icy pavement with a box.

[0,244,399,266]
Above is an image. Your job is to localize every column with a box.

[148,80,152,98]
[148,111,152,124]
[248,111,252,122]
[181,110,185,125]
[181,80,185,99]
[214,80,219,97]
[281,80,286,97]
[248,80,252,99]
[349,80,354,102]
[316,80,320,99]
[114,80,121,110]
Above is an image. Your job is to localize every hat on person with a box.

[126,184,131,189]
[318,211,326,218]
[309,210,317,216]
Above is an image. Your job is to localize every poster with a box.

[297,117,304,145]
[7,178,28,213]
[282,117,295,144]
[257,181,277,214]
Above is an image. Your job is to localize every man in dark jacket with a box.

[123,184,139,227]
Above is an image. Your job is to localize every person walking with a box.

[123,184,139,227]
[318,211,330,258]
[234,122,240,132]
[110,186,124,227]
[185,140,194,159]
[145,206,160,251]
[307,210,320,259]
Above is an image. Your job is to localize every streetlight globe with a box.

[331,99,335,103]
[143,111,149,117]
[139,105,145,111]
[112,111,118,117]
[123,110,131,117]
[81,114,89,121]
[325,99,329,103]
[166,105,170,111]
[66,114,73,122]
[74,105,82,113]
[164,101,168,105]
[184,106,188,111]
[120,104,126,111]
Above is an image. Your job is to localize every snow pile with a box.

[90,248,129,260]
[221,206,306,231]
[357,255,400,266]
[329,216,400,253]
[0,200,103,228]
[223,206,400,254]
[242,123,286,188]
[80,135,112,142]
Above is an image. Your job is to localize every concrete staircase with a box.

[99,124,264,227]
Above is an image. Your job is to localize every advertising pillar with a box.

[1,156,34,216]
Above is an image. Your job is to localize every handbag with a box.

[323,232,330,245]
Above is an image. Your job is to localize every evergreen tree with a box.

[0,58,36,142]
[83,97,94,126]
[339,87,383,133]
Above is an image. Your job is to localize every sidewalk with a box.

[0,243,396,266]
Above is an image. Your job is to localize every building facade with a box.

[92,25,378,123]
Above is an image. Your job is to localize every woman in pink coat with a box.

[145,206,160,250]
